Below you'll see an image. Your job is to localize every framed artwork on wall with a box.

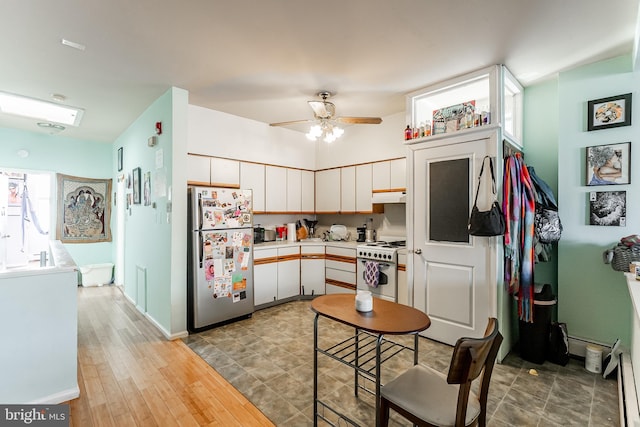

[589,191,626,226]
[132,167,141,204]
[587,93,632,131]
[586,142,630,185]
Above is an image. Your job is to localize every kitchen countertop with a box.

[254,240,359,249]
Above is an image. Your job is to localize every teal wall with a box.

[0,127,112,267]
[522,55,636,348]
[113,87,188,337]
[557,55,636,347]
[523,79,560,301]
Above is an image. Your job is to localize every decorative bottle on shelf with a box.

[404,125,412,140]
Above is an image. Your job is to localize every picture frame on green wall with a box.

[132,167,141,204]
[586,142,630,185]
[589,190,626,226]
[587,93,632,131]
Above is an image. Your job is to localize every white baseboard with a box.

[568,335,611,357]
[144,312,189,340]
[30,386,80,404]
[118,286,188,341]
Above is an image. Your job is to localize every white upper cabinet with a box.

[355,164,372,212]
[372,159,406,192]
[210,158,240,188]
[315,169,341,213]
[240,162,265,213]
[265,166,287,212]
[340,166,356,213]
[301,170,315,212]
[187,154,210,186]
[389,158,406,190]
[286,168,302,212]
[372,161,391,191]
[187,155,240,188]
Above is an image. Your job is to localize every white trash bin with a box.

[585,344,603,373]
[80,263,114,287]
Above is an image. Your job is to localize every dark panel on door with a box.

[428,158,470,242]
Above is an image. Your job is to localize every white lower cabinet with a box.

[325,246,356,294]
[253,246,301,305]
[301,245,325,296]
[254,248,278,305]
[277,246,301,300]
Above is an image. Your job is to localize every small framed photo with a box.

[589,191,626,226]
[117,147,123,172]
[132,167,141,204]
[587,93,632,131]
[586,142,630,185]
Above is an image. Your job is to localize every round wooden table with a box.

[311,294,431,427]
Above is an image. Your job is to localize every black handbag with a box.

[468,156,505,236]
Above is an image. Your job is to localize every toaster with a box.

[253,226,265,244]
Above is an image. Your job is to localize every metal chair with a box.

[379,318,503,427]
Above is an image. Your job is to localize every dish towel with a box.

[364,261,380,288]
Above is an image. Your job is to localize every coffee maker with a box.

[356,225,367,242]
[305,219,318,238]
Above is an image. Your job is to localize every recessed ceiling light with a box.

[61,38,86,51]
[0,91,84,126]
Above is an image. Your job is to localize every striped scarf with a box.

[503,154,536,322]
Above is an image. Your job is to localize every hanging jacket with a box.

[503,154,536,322]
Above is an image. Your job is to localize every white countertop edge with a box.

[255,240,359,249]
[627,273,640,319]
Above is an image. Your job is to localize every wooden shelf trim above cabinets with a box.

[324,254,356,264]
[314,156,406,172]
[325,279,356,290]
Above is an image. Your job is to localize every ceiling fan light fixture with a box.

[306,124,323,140]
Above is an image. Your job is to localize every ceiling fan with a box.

[269,91,383,128]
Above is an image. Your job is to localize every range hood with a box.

[371,191,406,204]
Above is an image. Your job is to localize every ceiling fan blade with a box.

[269,119,314,127]
[336,116,383,124]
[308,100,335,119]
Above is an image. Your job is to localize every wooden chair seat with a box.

[379,318,503,427]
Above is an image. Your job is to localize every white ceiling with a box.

[1,0,638,143]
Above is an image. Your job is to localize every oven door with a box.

[356,259,397,302]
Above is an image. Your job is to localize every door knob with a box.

[414,249,422,254]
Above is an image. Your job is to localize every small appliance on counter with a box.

[304,219,319,238]
[356,225,367,242]
[263,228,276,242]
[329,224,349,241]
[276,226,287,241]
[254,225,265,244]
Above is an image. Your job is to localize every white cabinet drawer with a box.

[326,268,355,284]
[325,246,356,258]
[325,259,356,273]
[254,248,277,260]
[301,245,324,255]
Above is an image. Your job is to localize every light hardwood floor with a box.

[68,285,274,426]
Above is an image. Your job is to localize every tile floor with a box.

[183,300,620,426]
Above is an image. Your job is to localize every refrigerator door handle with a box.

[197,192,203,230]
[198,231,204,268]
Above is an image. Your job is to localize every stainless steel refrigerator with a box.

[187,186,254,332]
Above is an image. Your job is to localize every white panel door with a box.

[413,136,497,344]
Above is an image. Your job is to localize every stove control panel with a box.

[357,248,396,262]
